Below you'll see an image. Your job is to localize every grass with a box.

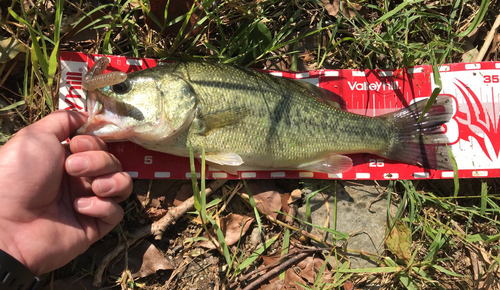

[1,0,500,289]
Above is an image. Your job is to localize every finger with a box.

[66,151,121,177]
[91,172,133,202]
[26,110,88,142]
[70,135,108,153]
[74,196,124,238]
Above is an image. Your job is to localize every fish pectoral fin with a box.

[204,152,244,166]
[297,154,353,174]
[196,107,250,136]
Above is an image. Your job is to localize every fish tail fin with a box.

[380,96,454,170]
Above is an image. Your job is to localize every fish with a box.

[77,57,454,174]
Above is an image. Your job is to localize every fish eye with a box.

[112,80,131,94]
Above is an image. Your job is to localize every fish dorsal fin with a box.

[205,152,244,166]
[294,80,343,109]
[297,154,353,174]
[195,107,250,136]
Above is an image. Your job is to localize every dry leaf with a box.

[134,180,188,221]
[199,213,254,249]
[289,189,302,204]
[174,183,193,206]
[261,248,329,288]
[109,240,174,278]
[244,180,284,219]
[385,219,412,262]
[260,280,285,290]
[280,192,291,215]
[0,37,26,64]
[320,0,361,19]
[295,256,325,284]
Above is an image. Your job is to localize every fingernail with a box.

[67,156,89,174]
[76,198,91,209]
[97,178,116,194]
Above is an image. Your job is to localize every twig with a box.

[475,14,500,62]
[92,179,227,287]
[240,251,310,290]
[238,192,336,247]
[230,248,329,289]
[284,189,301,225]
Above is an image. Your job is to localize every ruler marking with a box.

[373,93,376,116]
[299,172,314,178]
[328,173,342,178]
[241,172,256,178]
[126,171,139,178]
[185,172,200,178]
[271,172,286,178]
[213,172,228,178]
[154,172,170,178]
[493,86,496,131]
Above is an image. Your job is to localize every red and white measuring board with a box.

[59,52,500,180]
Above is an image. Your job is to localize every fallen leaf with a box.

[174,183,194,206]
[260,280,284,290]
[260,248,330,288]
[280,192,291,215]
[134,179,188,219]
[0,37,26,64]
[199,213,254,249]
[386,219,412,262]
[109,240,174,278]
[320,0,361,19]
[288,189,302,204]
[295,256,325,284]
[243,180,284,219]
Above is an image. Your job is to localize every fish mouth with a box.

[77,57,131,140]
[76,90,128,140]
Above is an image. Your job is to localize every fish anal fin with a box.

[196,107,250,136]
[297,154,353,174]
[206,163,239,175]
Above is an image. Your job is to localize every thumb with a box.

[30,110,88,142]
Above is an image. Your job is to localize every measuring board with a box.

[59,52,500,180]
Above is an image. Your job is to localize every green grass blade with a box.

[457,0,490,37]
[243,180,263,233]
[280,228,290,280]
[417,63,441,122]
[0,100,24,111]
[480,182,488,216]
[431,265,464,277]
[446,145,459,198]
[234,233,279,276]
[47,0,63,89]
[373,1,423,26]
[207,215,231,265]
[8,8,49,77]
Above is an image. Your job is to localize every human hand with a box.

[0,110,133,276]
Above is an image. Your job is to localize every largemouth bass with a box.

[77,58,454,174]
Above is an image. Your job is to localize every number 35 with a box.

[484,75,499,83]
